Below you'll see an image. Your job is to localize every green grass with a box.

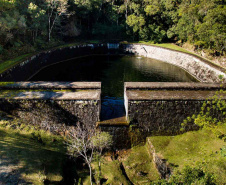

[90,145,160,185]
[0,53,33,74]
[149,125,226,184]
[0,121,67,184]
[0,40,103,74]
[98,160,130,185]
[123,145,160,184]
[134,41,194,54]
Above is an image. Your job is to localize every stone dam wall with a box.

[0,82,101,134]
[124,44,226,82]
[124,82,226,135]
[0,43,226,148]
[0,43,225,83]
[0,44,112,81]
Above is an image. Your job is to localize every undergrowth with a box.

[149,125,226,184]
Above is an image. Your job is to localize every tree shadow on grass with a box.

[0,129,68,184]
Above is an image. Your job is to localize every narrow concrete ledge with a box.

[97,116,129,127]
[125,82,226,91]
[0,90,101,100]
[126,90,225,101]
[0,82,101,90]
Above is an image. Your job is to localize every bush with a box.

[181,89,226,135]
[170,165,216,184]
[194,41,207,49]
[0,44,3,54]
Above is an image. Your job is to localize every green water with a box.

[30,55,197,98]
[30,55,198,120]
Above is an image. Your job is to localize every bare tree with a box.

[67,123,95,185]
[45,0,69,42]
[92,131,113,183]
[67,124,113,185]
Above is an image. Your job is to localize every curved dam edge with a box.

[0,43,225,83]
[124,44,226,83]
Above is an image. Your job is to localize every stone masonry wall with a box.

[124,44,226,82]
[0,82,101,134]
[125,82,226,135]
[98,126,131,149]
[0,99,100,134]
[127,100,201,134]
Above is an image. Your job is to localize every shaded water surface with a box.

[29,55,198,120]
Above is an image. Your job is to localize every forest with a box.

[0,0,225,61]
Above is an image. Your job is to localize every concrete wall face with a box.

[124,44,226,83]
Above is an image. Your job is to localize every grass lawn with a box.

[149,125,226,184]
[0,53,33,74]
[89,145,160,185]
[123,145,160,184]
[129,41,194,54]
[0,122,67,184]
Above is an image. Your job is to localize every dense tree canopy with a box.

[0,0,225,60]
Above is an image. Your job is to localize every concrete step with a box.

[97,116,129,127]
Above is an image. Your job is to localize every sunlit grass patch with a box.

[0,124,66,184]
[97,159,130,185]
[123,145,160,184]
[0,53,33,74]
[149,125,226,184]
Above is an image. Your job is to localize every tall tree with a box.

[45,0,69,42]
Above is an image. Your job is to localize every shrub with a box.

[170,165,216,184]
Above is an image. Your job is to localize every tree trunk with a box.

[88,163,93,185]
[98,159,101,185]
[48,17,51,42]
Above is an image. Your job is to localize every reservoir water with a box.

[29,55,198,120]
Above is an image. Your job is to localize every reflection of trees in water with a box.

[132,57,198,82]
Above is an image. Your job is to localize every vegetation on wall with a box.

[0,0,225,62]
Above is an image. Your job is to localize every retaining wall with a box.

[0,44,111,81]
[1,44,225,83]
[125,82,226,135]
[0,82,101,134]
[124,44,226,82]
